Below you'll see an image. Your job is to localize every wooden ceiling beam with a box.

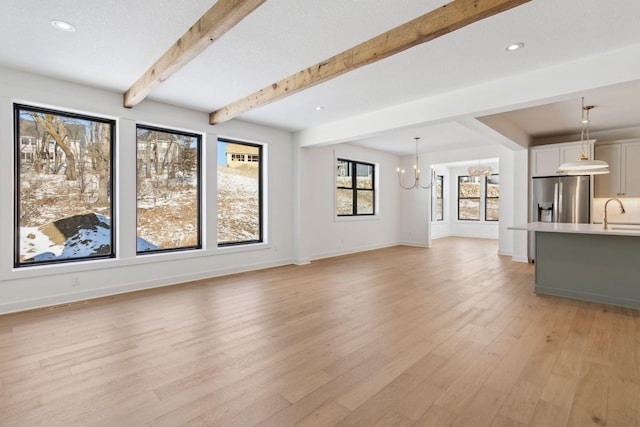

[209,0,531,125]
[123,0,266,108]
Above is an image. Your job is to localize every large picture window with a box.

[217,139,263,245]
[458,175,481,221]
[136,125,201,253]
[485,174,500,221]
[14,104,115,267]
[336,159,375,216]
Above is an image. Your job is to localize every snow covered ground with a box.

[18,167,260,263]
[217,166,260,243]
[20,213,157,263]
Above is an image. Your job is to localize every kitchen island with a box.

[514,222,640,309]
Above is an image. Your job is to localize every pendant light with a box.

[397,137,435,190]
[468,162,493,177]
[556,97,609,174]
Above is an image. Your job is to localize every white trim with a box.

[309,242,398,261]
[0,257,294,315]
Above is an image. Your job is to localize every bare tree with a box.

[31,113,77,181]
[159,135,178,180]
[87,122,111,205]
[176,138,197,178]
[145,133,153,179]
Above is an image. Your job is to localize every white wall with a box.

[0,68,295,314]
[0,66,531,314]
[398,144,529,259]
[445,165,500,240]
[397,154,431,247]
[511,149,529,262]
[299,143,401,260]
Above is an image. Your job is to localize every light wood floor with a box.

[1,237,639,426]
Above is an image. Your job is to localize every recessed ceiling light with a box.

[314,106,324,111]
[51,20,76,32]
[505,42,524,52]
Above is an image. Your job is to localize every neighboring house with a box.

[18,120,83,166]
[136,137,178,166]
[226,143,259,168]
[18,135,37,161]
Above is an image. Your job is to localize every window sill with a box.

[216,241,270,255]
[335,215,379,222]
[5,242,272,280]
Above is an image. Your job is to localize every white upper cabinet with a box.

[596,140,640,197]
[530,141,593,177]
[594,144,621,197]
[623,143,640,197]
[530,146,560,177]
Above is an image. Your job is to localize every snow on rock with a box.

[20,212,157,262]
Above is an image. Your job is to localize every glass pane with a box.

[459,199,480,220]
[16,107,114,266]
[136,127,200,252]
[217,141,261,244]
[436,175,443,198]
[486,198,499,221]
[436,199,443,221]
[336,188,353,215]
[356,163,373,189]
[459,176,480,198]
[336,159,352,188]
[356,190,374,214]
[487,175,500,198]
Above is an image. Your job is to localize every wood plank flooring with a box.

[1,237,639,426]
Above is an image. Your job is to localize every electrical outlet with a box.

[71,276,80,286]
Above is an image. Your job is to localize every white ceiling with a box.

[483,80,640,140]
[2,0,640,155]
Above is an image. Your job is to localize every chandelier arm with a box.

[422,166,436,189]
[397,171,416,190]
[416,173,435,189]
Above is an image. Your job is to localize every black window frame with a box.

[217,138,264,247]
[336,158,376,217]
[432,175,444,221]
[14,103,116,268]
[457,175,481,221]
[135,124,202,255]
[485,173,500,222]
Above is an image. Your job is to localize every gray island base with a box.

[535,230,640,309]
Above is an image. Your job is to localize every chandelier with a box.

[467,164,493,176]
[556,97,609,175]
[397,137,434,190]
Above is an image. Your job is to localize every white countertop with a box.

[508,222,640,236]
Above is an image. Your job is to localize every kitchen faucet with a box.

[603,197,625,229]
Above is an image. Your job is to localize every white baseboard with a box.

[0,258,295,315]
[397,240,431,248]
[309,242,399,261]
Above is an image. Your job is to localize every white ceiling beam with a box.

[209,0,531,125]
[123,0,266,108]
[293,43,640,148]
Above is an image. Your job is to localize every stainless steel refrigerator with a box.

[529,175,590,261]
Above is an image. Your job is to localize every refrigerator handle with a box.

[558,181,563,221]
[553,182,559,222]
